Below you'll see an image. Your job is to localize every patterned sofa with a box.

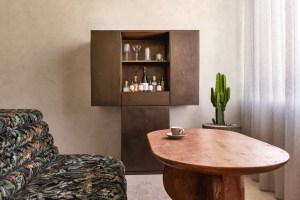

[0,109,127,199]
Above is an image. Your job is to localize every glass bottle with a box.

[129,81,134,92]
[133,76,138,92]
[161,77,165,91]
[138,81,143,92]
[141,67,149,92]
[152,76,157,92]
[148,81,153,92]
[123,81,130,92]
[157,81,162,92]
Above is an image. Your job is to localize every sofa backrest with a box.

[0,109,58,199]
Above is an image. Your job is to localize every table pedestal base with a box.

[163,165,245,200]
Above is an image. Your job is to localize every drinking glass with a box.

[124,44,130,61]
[132,44,142,60]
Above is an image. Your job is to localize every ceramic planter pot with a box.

[202,123,242,133]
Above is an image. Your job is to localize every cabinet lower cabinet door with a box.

[121,106,169,173]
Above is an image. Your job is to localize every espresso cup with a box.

[171,126,184,135]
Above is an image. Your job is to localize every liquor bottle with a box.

[161,77,165,91]
[133,76,138,92]
[138,81,143,92]
[123,81,130,92]
[152,76,157,92]
[129,81,134,92]
[157,81,162,92]
[141,67,149,92]
[148,81,153,92]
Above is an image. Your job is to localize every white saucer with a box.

[166,132,186,139]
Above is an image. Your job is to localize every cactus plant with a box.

[211,73,230,125]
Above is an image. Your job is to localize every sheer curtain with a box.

[243,0,300,199]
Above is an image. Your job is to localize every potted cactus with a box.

[202,72,241,133]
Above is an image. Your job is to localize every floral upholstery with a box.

[0,121,49,154]
[0,133,54,177]
[12,155,127,200]
[0,146,59,199]
[0,109,127,200]
[0,109,43,134]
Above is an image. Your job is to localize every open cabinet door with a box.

[91,31,121,106]
[170,30,199,105]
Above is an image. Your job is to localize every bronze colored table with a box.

[147,128,289,200]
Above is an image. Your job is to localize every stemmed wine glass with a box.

[123,44,130,61]
[132,44,142,60]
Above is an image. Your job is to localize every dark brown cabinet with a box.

[170,31,199,105]
[91,30,199,173]
[121,106,169,173]
[91,31,121,106]
[91,30,199,106]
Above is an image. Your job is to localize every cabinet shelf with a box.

[121,91,169,106]
[122,60,168,63]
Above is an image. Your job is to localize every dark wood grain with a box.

[163,165,245,200]
[122,31,169,40]
[121,106,169,173]
[91,31,121,106]
[170,30,199,105]
[121,92,169,106]
[148,128,289,175]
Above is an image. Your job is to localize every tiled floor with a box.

[126,175,276,200]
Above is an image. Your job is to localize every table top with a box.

[147,128,290,175]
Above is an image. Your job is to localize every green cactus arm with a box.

[216,73,221,93]
[211,87,216,107]
[224,89,228,104]
[222,74,226,92]
[226,87,231,103]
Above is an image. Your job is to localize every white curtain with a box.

[243,0,300,199]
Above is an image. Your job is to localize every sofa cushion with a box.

[0,109,43,134]
[0,121,49,154]
[12,154,127,200]
[0,146,59,199]
[0,133,54,177]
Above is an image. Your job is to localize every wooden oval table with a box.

[147,128,289,200]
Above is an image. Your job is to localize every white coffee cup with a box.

[171,126,184,135]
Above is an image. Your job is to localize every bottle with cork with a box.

[157,81,162,92]
[161,77,165,91]
[133,76,138,92]
[152,76,157,92]
[141,67,149,92]
[123,81,130,92]
[129,81,134,92]
[148,81,153,92]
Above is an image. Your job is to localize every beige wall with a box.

[0,0,243,158]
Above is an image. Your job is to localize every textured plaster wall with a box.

[0,0,243,158]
